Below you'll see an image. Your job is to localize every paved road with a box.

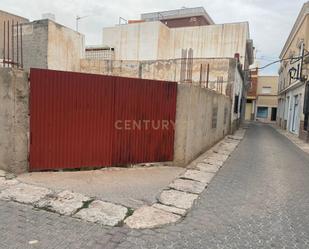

[1,123,309,249]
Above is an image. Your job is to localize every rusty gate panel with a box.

[29,69,177,171]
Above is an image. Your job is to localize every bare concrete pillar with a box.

[0,68,29,173]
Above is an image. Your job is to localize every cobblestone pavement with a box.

[1,123,309,249]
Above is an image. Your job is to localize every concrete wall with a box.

[174,84,231,165]
[103,21,250,66]
[80,58,236,96]
[47,21,85,71]
[0,68,232,172]
[80,57,243,131]
[0,68,29,173]
[22,19,85,71]
[103,22,161,61]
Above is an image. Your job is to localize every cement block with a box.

[74,200,128,226]
[169,179,206,194]
[35,190,92,216]
[158,189,198,209]
[0,183,52,204]
[124,206,181,229]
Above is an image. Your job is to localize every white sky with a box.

[0,0,307,75]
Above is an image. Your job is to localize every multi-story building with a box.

[141,7,214,28]
[255,76,278,123]
[83,7,254,130]
[245,67,258,121]
[277,2,309,141]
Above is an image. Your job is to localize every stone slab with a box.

[158,189,198,209]
[124,206,181,229]
[152,203,187,216]
[227,135,243,140]
[181,170,215,184]
[203,158,224,166]
[0,170,6,177]
[206,154,229,162]
[224,140,239,145]
[0,183,52,204]
[74,200,128,226]
[35,190,92,216]
[169,179,206,194]
[196,163,220,173]
[0,178,19,191]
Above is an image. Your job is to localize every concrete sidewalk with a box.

[17,166,185,209]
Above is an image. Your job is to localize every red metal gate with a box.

[29,69,177,171]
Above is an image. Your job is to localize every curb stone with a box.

[74,200,128,226]
[169,178,207,194]
[35,190,93,216]
[124,206,181,229]
[158,189,199,209]
[152,203,187,216]
[125,127,246,229]
[0,127,246,229]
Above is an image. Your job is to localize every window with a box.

[261,86,272,94]
[257,107,268,118]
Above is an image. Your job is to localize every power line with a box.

[248,51,309,71]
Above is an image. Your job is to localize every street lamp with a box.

[76,15,90,32]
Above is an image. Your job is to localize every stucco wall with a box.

[47,21,85,71]
[173,84,231,165]
[21,19,85,71]
[0,68,29,173]
[80,58,236,96]
[257,76,279,95]
[256,96,278,107]
[103,21,249,65]
[103,22,161,61]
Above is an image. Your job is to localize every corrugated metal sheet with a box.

[29,68,177,171]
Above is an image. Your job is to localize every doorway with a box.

[291,95,299,133]
[271,108,277,121]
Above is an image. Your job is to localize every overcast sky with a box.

[0,0,307,75]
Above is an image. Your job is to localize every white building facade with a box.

[277,2,309,141]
